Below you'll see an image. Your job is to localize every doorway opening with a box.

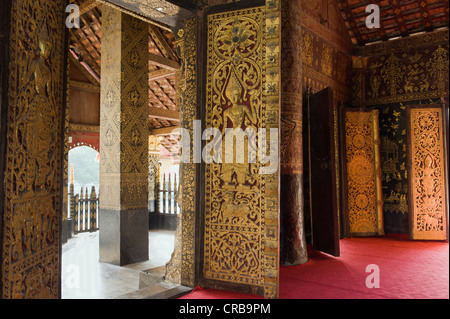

[61,3,182,299]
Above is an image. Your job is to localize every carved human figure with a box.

[221,69,257,188]
[24,21,54,191]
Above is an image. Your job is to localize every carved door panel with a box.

[307,88,340,256]
[200,1,281,299]
[341,109,384,237]
[407,105,449,240]
[1,0,67,298]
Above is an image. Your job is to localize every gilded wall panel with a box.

[1,0,66,298]
[372,99,443,234]
[203,3,280,298]
[365,43,449,106]
[301,27,352,105]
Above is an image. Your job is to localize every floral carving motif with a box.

[409,108,447,240]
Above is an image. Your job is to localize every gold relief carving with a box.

[162,16,199,287]
[321,43,333,77]
[2,0,66,299]
[280,108,303,175]
[99,7,149,210]
[381,54,403,96]
[366,43,449,106]
[426,46,449,91]
[344,111,383,235]
[302,29,314,66]
[408,108,448,240]
[204,5,280,298]
[351,71,362,107]
[302,28,351,102]
[336,53,348,84]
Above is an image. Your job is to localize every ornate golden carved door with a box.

[341,109,384,237]
[200,1,281,299]
[407,105,449,240]
[1,0,67,298]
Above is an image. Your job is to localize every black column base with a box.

[99,208,149,266]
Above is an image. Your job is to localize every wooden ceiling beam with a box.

[150,126,180,136]
[71,28,101,75]
[79,0,99,16]
[148,52,180,71]
[149,25,179,62]
[148,108,180,122]
[69,49,100,84]
[79,16,101,59]
[149,68,176,82]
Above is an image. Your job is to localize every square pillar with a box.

[99,7,149,266]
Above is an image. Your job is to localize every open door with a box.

[199,1,281,298]
[306,88,340,257]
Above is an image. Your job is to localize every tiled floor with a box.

[61,230,175,299]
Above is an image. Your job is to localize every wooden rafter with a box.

[150,126,180,136]
[337,0,364,45]
[70,80,100,92]
[79,0,99,16]
[148,108,180,122]
[149,25,179,62]
[68,3,184,154]
[69,50,100,84]
[149,68,176,81]
[337,0,449,46]
[150,81,177,110]
[149,88,169,109]
[148,52,181,71]
[71,27,101,76]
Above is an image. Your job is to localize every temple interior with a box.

[0,0,448,300]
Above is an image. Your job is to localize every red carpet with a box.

[179,235,449,299]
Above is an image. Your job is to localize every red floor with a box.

[180,235,449,299]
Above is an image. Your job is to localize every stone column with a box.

[99,7,149,266]
[279,0,308,266]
